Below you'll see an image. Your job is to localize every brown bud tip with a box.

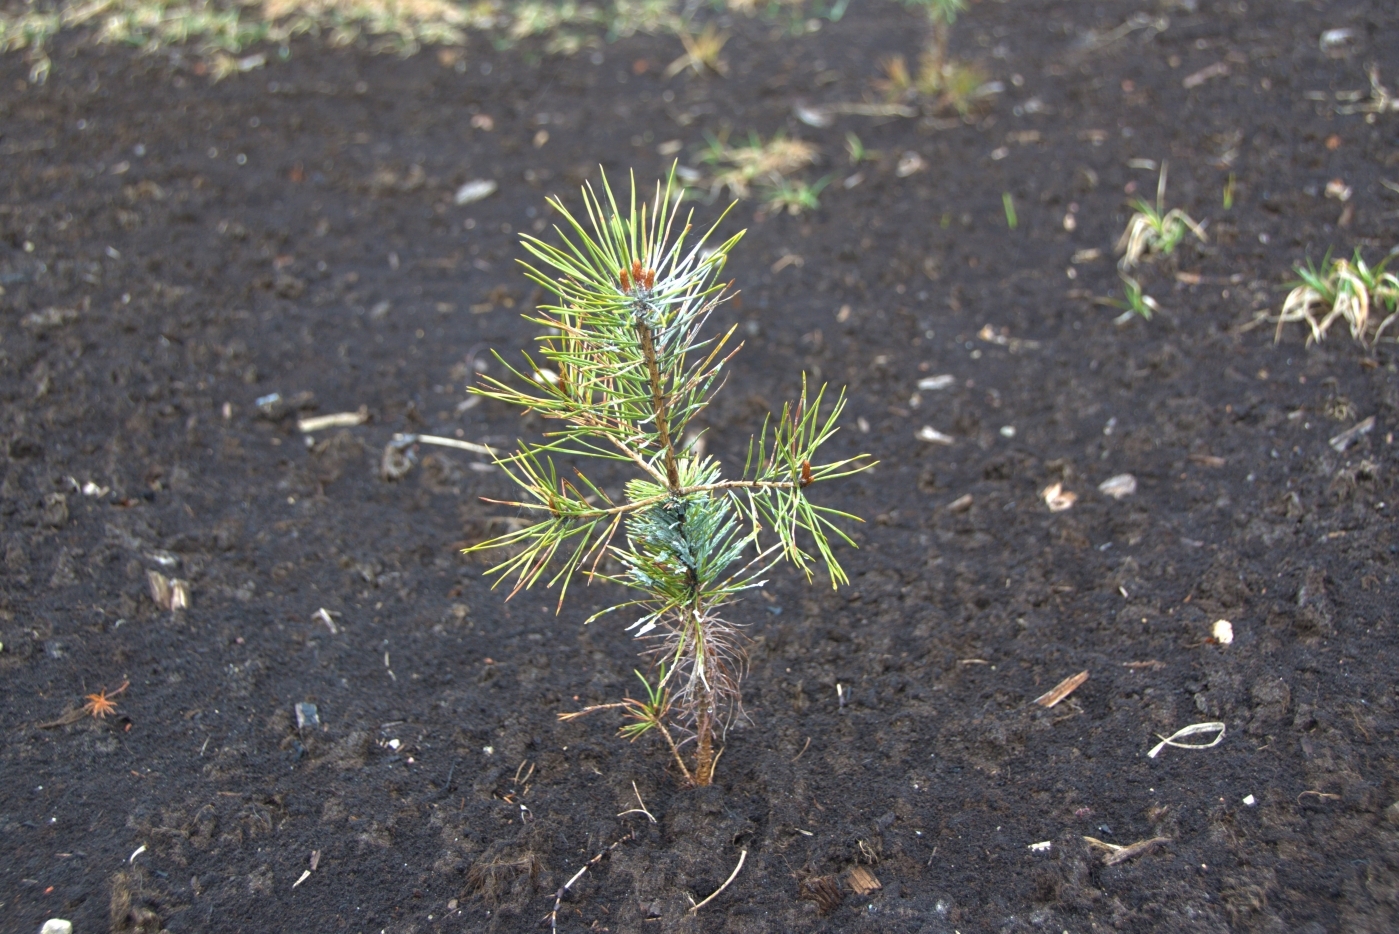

[643,268,656,290]
[800,460,813,488]
[632,259,643,281]
[619,269,631,291]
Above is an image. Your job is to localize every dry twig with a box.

[546,832,634,934]
[1083,835,1170,865]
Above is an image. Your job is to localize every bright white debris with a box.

[1212,619,1234,645]
[1243,795,1257,806]
[1028,841,1052,852]
[918,374,956,391]
[916,426,955,445]
[454,179,498,205]
[40,921,73,934]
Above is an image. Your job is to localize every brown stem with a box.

[693,700,715,785]
[688,603,717,785]
[928,21,949,73]
[637,322,682,492]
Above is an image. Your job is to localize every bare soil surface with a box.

[3,2,1399,932]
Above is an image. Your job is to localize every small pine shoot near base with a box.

[466,168,870,785]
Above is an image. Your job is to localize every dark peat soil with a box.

[3,2,1399,932]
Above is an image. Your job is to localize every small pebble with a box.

[41,919,73,934]
[1242,795,1256,806]
[295,702,319,731]
[1098,473,1138,499]
[1212,620,1234,645]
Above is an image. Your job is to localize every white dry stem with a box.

[298,408,369,432]
[689,849,747,913]
[1329,416,1375,453]
[1147,721,1226,758]
[617,781,657,823]
[395,432,498,457]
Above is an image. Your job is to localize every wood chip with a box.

[1034,670,1089,708]
[846,866,881,896]
[147,571,190,611]
[1042,482,1077,511]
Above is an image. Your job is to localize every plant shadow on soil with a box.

[2,2,1399,932]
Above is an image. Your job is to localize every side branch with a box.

[490,478,800,521]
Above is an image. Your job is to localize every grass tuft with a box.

[1273,249,1399,347]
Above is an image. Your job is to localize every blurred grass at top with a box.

[0,0,852,82]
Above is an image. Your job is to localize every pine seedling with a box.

[900,0,967,72]
[467,168,870,785]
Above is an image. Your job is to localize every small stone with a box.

[255,392,286,419]
[295,702,319,731]
[1098,473,1138,500]
[40,921,74,934]
[1242,794,1256,806]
